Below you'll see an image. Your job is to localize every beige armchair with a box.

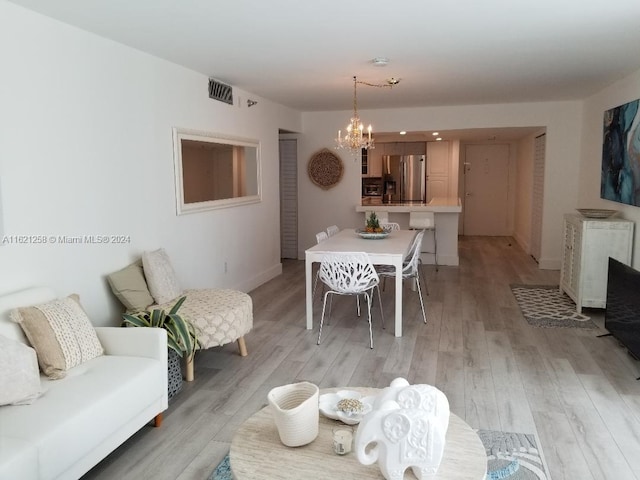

[107,249,253,379]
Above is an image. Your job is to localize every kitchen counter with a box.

[357,196,461,213]
[356,197,462,266]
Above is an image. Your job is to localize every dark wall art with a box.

[601,99,640,206]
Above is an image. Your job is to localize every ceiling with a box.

[8,0,640,116]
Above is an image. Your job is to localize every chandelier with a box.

[335,76,399,154]
[335,76,374,154]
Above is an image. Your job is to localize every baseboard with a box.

[235,263,282,292]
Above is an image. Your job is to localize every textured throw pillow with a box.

[107,260,154,312]
[10,295,104,379]
[142,248,182,305]
[0,334,43,406]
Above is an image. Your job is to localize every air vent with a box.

[208,78,233,105]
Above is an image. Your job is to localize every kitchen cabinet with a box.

[362,148,383,177]
[559,213,634,312]
[426,141,450,201]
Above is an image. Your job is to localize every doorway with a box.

[463,144,511,236]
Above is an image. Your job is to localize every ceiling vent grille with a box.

[208,78,233,105]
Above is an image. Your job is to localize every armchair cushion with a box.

[142,248,183,305]
[10,295,103,379]
[106,260,154,312]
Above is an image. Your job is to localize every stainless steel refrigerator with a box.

[382,155,426,203]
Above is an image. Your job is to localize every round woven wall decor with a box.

[308,149,344,190]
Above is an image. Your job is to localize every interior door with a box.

[463,144,510,236]
[279,138,298,259]
[530,133,546,261]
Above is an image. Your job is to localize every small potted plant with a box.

[122,296,199,398]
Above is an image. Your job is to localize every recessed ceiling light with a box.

[436,137,442,141]
[372,57,389,67]
[432,132,439,136]
[399,131,407,135]
[386,77,400,85]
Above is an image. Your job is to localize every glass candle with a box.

[332,426,353,455]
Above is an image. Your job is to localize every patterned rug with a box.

[209,429,549,480]
[510,284,598,329]
[478,429,549,480]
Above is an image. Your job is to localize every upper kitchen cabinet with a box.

[403,142,427,155]
[362,147,383,177]
[426,141,450,201]
[381,142,426,156]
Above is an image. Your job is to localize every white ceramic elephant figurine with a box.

[373,378,450,435]
[355,378,450,480]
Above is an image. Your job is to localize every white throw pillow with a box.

[0,334,43,405]
[142,248,183,305]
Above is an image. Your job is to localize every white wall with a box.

[300,102,583,268]
[0,2,301,325]
[578,67,640,269]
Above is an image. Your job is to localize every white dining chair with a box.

[326,225,340,237]
[380,222,401,231]
[317,252,384,349]
[377,230,428,324]
[313,231,329,302]
[409,211,437,271]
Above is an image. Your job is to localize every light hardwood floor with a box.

[83,236,640,480]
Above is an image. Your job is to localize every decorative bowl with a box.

[356,229,390,240]
[319,390,375,425]
[576,208,618,219]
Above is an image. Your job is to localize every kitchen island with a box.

[356,197,462,266]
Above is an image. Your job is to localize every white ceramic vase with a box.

[268,381,319,447]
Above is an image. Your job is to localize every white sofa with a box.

[0,287,168,480]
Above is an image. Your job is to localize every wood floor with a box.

[83,236,640,480]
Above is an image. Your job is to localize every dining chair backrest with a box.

[381,222,401,231]
[326,225,340,237]
[316,231,329,244]
[318,252,379,295]
[404,230,425,275]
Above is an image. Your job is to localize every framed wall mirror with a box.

[173,128,261,214]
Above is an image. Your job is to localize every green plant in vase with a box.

[122,296,199,384]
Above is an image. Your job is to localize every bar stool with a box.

[409,211,438,272]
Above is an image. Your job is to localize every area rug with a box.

[478,429,549,480]
[209,429,549,480]
[510,284,598,329]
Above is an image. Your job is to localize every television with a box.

[605,257,640,361]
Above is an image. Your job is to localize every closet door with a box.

[279,139,298,259]
[530,134,546,261]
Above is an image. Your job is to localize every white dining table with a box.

[305,228,416,337]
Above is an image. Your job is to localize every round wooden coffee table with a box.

[230,387,486,479]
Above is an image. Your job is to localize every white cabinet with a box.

[426,141,450,201]
[559,213,634,312]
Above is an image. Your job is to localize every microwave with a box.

[362,179,382,197]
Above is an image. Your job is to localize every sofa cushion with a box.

[107,260,154,312]
[11,295,103,379]
[0,335,43,406]
[142,248,183,304]
[0,354,164,480]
